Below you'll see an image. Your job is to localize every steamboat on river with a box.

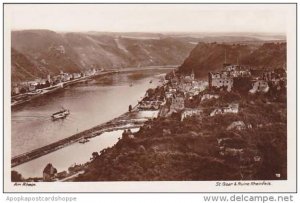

[51,108,70,121]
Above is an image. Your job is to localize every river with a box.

[11,69,169,158]
[13,129,139,178]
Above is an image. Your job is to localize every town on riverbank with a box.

[11,68,102,107]
[12,60,287,182]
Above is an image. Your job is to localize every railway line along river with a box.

[11,68,170,159]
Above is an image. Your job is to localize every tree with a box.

[11,170,23,182]
[91,152,99,160]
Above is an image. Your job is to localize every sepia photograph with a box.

[3,3,297,193]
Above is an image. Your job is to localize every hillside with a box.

[178,42,286,78]
[241,43,287,68]
[178,43,253,78]
[11,48,44,82]
[11,30,286,82]
[74,91,287,181]
[11,30,195,82]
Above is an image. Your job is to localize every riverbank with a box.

[12,71,111,108]
[11,66,177,108]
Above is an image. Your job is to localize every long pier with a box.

[11,109,145,168]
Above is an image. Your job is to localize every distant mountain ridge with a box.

[11,30,286,82]
[11,30,195,82]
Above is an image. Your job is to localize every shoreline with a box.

[11,65,176,108]
[11,71,114,108]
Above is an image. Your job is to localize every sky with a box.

[5,4,292,34]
